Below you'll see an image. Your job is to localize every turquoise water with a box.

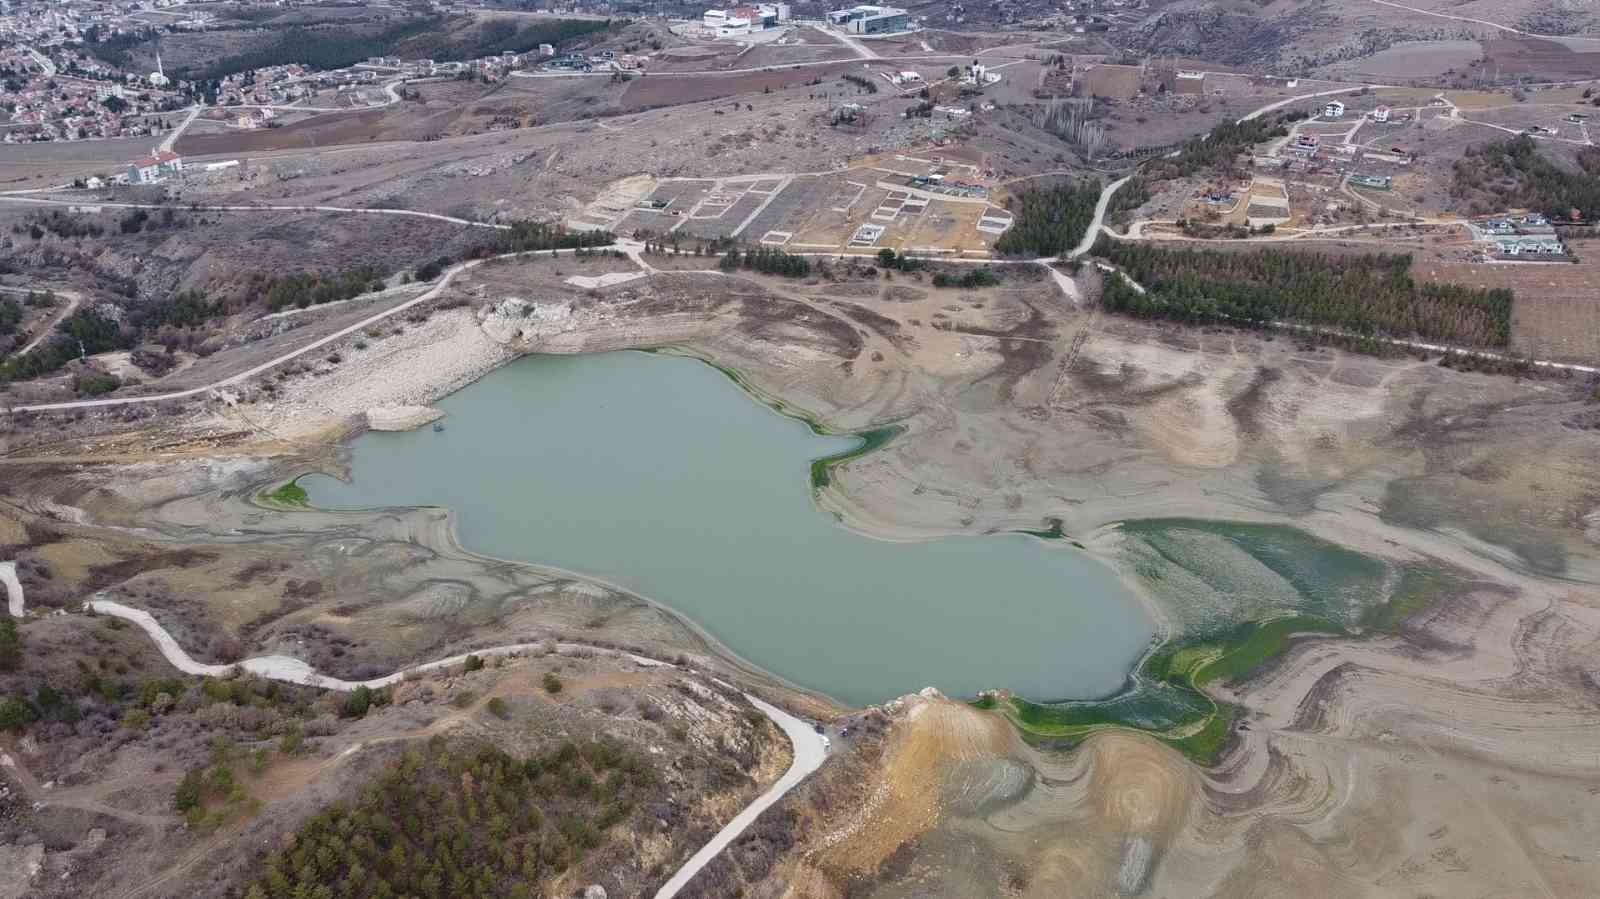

[304,351,1154,706]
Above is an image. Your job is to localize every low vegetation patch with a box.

[841,73,879,94]
[931,267,1000,289]
[239,737,657,899]
[260,481,309,507]
[1096,242,1513,348]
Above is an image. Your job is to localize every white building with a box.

[827,5,910,34]
[148,50,169,88]
[127,149,182,184]
[1371,105,1390,123]
[702,9,752,35]
[1322,100,1345,118]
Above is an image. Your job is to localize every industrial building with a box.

[702,3,790,36]
[827,5,910,34]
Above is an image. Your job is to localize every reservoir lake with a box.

[304,351,1154,706]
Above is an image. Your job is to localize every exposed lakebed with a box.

[304,351,1154,706]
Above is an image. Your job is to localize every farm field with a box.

[1481,37,1600,81]
[1415,247,1600,364]
[1345,40,1482,80]
[618,62,859,109]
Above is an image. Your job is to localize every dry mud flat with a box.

[6,260,1600,895]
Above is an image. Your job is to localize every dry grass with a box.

[1415,248,1600,364]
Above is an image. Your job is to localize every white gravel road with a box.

[86,595,828,892]
[1,562,22,618]
[653,692,827,898]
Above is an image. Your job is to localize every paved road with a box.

[160,105,202,154]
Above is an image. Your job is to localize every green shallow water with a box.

[303,351,1154,706]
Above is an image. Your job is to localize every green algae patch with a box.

[809,425,903,490]
[260,480,309,507]
[1019,517,1066,540]
[1003,612,1346,766]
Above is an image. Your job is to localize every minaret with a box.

[157,50,164,80]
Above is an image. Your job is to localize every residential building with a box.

[1371,105,1390,123]
[1322,100,1344,118]
[1286,132,1320,157]
[1493,236,1565,256]
[1174,70,1205,94]
[127,149,181,184]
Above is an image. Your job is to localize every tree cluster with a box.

[405,17,612,63]
[932,267,1000,289]
[1096,241,1513,348]
[841,73,879,94]
[240,737,658,899]
[0,297,20,340]
[249,268,386,311]
[16,211,104,239]
[184,19,442,80]
[718,246,811,277]
[0,307,129,384]
[876,248,922,271]
[1140,116,1290,182]
[1451,135,1600,221]
[994,180,1102,257]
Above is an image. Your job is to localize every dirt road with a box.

[5,287,80,356]
[1,560,21,617]
[86,594,826,898]
[653,692,827,898]
[1070,175,1130,259]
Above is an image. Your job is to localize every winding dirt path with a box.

[8,287,80,357]
[83,596,828,896]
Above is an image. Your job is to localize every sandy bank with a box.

[365,405,445,431]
